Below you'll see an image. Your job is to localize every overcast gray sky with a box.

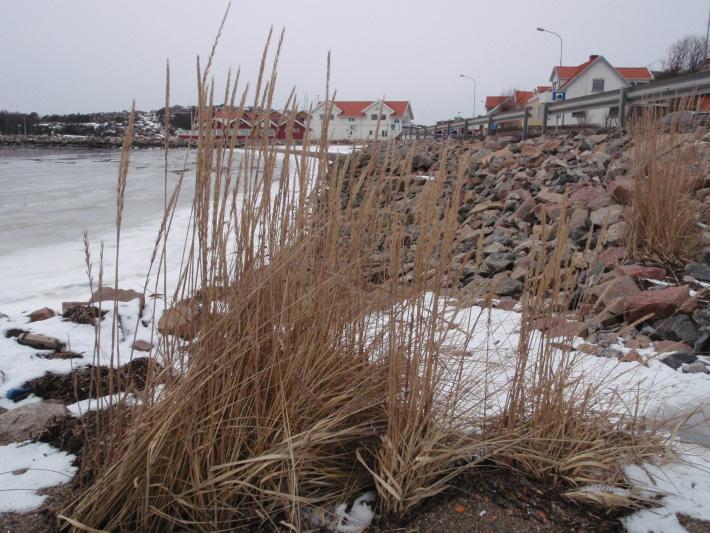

[2,0,708,124]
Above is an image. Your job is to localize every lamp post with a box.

[537,27,563,66]
[458,74,477,117]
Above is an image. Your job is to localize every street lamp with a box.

[537,27,563,66]
[458,74,477,117]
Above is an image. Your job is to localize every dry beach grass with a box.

[53,22,698,533]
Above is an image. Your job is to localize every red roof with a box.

[555,57,597,88]
[536,85,551,93]
[554,56,653,88]
[485,96,508,110]
[514,90,534,105]
[331,100,411,118]
[616,67,653,80]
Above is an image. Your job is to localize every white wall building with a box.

[310,100,414,141]
[549,55,653,126]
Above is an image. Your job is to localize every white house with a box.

[310,100,414,141]
[548,55,653,126]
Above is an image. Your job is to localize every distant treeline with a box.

[155,106,196,131]
[0,106,198,135]
[0,111,40,134]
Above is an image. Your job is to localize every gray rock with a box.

[590,205,624,227]
[693,308,710,327]
[495,277,523,297]
[604,221,626,246]
[481,253,515,276]
[483,242,507,255]
[682,362,709,374]
[695,329,710,354]
[411,154,433,172]
[661,352,697,370]
[685,262,710,282]
[652,314,700,345]
[597,347,624,359]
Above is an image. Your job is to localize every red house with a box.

[178,108,310,142]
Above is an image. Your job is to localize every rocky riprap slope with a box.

[350,130,710,370]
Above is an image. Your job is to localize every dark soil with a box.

[39,412,96,458]
[374,466,628,532]
[678,513,710,532]
[23,357,155,403]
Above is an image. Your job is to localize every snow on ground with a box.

[303,144,360,154]
[0,441,77,513]
[622,443,710,532]
[2,290,710,527]
[364,294,710,531]
[66,392,138,417]
[0,299,155,411]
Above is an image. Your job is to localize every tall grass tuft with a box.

[625,107,703,266]
[63,22,673,531]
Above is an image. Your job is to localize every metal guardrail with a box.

[406,70,710,139]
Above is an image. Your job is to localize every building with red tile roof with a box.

[310,100,414,141]
[548,54,653,126]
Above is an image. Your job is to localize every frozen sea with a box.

[0,146,227,314]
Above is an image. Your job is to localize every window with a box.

[348,117,355,122]
[393,118,400,123]
[381,130,387,137]
[380,114,386,119]
[370,114,378,120]
[319,114,324,120]
[368,130,373,136]
[592,79,605,92]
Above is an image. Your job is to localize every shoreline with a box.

[0,134,363,153]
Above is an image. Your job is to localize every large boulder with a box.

[587,275,640,317]
[0,401,67,444]
[623,285,692,323]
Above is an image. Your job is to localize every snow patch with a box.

[0,441,77,513]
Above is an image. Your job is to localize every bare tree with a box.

[662,35,707,77]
